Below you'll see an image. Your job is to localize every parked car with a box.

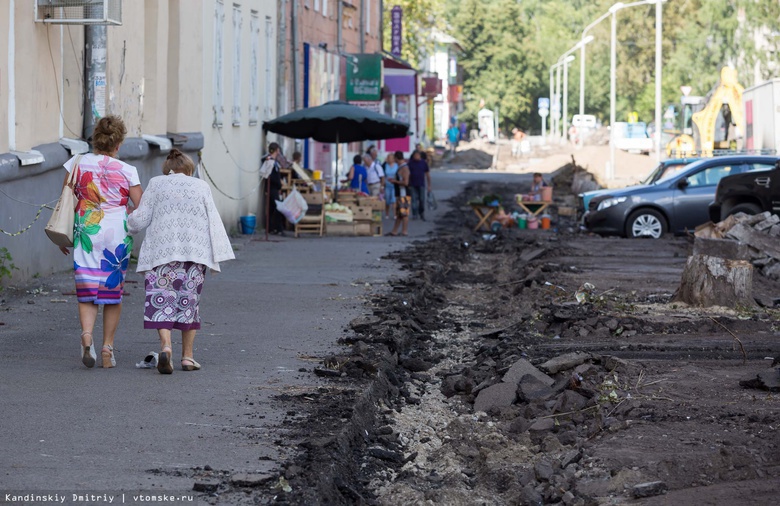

[613,122,653,154]
[709,159,780,222]
[584,155,780,238]
[580,157,699,212]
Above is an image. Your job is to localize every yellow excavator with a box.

[666,66,745,157]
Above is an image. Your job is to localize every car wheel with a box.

[725,202,762,219]
[626,209,667,239]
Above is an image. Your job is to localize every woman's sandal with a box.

[101,344,116,368]
[181,357,201,371]
[81,331,96,368]
[157,346,173,375]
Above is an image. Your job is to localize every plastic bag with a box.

[276,188,309,224]
[259,159,276,179]
[427,190,438,211]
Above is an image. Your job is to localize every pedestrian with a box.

[528,172,550,201]
[382,153,398,219]
[290,151,312,183]
[415,143,428,162]
[262,143,285,235]
[343,154,369,194]
[363,152,385,197]
[447,123,460,155]
[127,149,235,374]
[386,151,410,236]
[511,128,526,157]
[407,150,431,221]
[56,115,142,369]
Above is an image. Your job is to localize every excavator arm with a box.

[691,66,745,156]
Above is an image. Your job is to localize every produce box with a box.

[359,197,385,211]
[326,222,356,236]
[557,206,577,217]
[354,220,373,236]
[372,210,383,223]
[347,205,372,221]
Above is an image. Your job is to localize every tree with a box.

[382,0,445,67]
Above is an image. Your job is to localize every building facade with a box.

[0,0,276,282]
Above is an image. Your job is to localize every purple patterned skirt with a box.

[144,261,206,330]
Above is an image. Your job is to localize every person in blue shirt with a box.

[343,154,369,194]
[447,124,460,155]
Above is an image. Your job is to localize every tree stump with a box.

[672,254,754,307]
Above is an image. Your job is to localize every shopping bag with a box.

[259,159,276,179]
[275,188,309,224]
[44,154,82,247]
[427,190,438,211]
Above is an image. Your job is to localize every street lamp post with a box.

[559,37,592,142]
[579,12,611,117]
[654,0,663,162]
[606,0,665,180]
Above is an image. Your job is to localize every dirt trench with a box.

[208,180,780,505]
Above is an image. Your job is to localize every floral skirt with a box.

[144,261,206,330]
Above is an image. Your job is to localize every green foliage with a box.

[0,247,17,290]
[443,0,780,134]
[382,0,445,67]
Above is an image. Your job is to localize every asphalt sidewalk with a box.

[0,176,463,496]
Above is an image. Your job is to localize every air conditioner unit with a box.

[35,0,122,25]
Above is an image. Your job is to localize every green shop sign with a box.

[346,54,383,101]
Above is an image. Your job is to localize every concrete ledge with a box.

[0,142,69,183]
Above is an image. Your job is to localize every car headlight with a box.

[596,196,627,211]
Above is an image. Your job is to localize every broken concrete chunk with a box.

[401,357,432,372]
[230,472,273,488]
[754,214,780,231]
[553,390,589,413]
[503,358,554,387]
[528,417,555,432]
[739,370,780,392]
[349,315,382,333]
[474,382,517,413]
[632,481,668,498]
[518,374,556,402]
[769,224,780,237]
[534,459,555,482]
[560,449,582,469]
[368,447,404,463]
[192,478,221,492]
[539,352,592,374]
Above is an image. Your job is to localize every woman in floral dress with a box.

[58,115,143,368]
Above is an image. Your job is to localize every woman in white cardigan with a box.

[128,149,235,374]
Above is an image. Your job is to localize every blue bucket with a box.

[239,215,256,235]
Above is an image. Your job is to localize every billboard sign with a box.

[391,6,403,57]
[346,54,383,102]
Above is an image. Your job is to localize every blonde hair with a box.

[92,115,127,154]
[162,148,195,176]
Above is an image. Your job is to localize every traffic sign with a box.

[538,97,550,110]
[539,108,549,118]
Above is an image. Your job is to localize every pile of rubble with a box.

[696,211,780,279]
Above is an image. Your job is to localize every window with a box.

[322,0,328,17]
[687,165,737,187]
[232,3,242,126]
[264,16,274,119]
[213,0,225,127]
[365,0,370,33]
[314,0,320,12]
[249,10,259,125]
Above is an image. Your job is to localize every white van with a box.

[572,114,597,129]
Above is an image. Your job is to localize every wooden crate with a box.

[355,220,373,236]
[326,222,356,236]
[359,197,385,211]
[371,222,383,236]
[371,210,383,223]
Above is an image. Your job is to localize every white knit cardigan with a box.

[128,173,235,272]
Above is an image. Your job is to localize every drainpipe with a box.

[379,0,384,52]
[291,0,299,110]
[83,25,107,142]
[337,0,343,53]
[277,0,287,117]
[359,0,365,53]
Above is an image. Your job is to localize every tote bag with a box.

[44,154,82,248]
[275,188,309,224]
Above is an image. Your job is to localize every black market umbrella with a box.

[263,100,410,143]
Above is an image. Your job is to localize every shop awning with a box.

[385,74,416,95]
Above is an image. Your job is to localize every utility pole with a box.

[360,0,366,52]
[277,0,288,118]
[83,25,107,142]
